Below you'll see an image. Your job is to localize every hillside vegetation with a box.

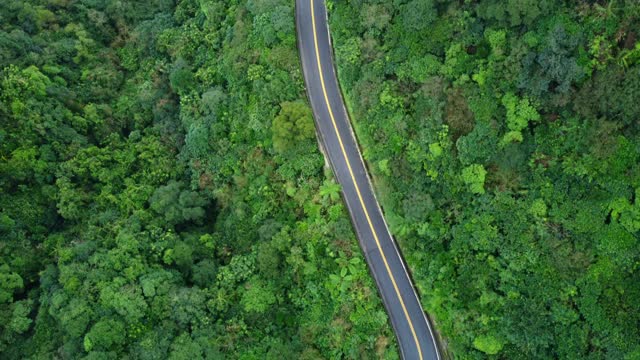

[0,0,397,358]
[329,0,640,358]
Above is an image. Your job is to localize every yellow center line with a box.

[309,1,423,359]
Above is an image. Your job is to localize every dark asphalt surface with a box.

[296,1,441,359]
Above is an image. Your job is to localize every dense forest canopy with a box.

[2,0,640,359]
[329,0,640,358]
[0,0,397,358]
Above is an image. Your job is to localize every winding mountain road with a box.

[296,1,441,359]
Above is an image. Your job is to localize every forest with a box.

[1,0,639,359]
[0,0,397,358]
[328,0,640,358]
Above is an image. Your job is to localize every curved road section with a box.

[296,1,441,359]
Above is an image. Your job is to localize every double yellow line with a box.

[309,1,424,358]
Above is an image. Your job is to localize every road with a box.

[295,1,441,359]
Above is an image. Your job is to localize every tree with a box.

[473,334,504,355]
[83,319,126,352]
[461,164,487,194]
[500,92,539,144]
[400,0,435,32]
[170,58,196,95]
[271,101,315,153]
[518,25,584,97]
[149,181,209,226]
[456,121,498,165]
[0,265,23,304]
[168,333,203,360]
[319,180,341,202]
[241,276,276,314]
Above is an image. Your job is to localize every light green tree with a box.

[473,334,504,355]
[461,164,487,194]
[501,92,540,145]
[241,276,276,313]
[272,101,315,153]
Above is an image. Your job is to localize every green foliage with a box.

[529,199,547,218]
[461,164,487,194]
[336,37,362,65]
[170,58,196,95]
[84,319,126,352]
[8,300,32,334]
[272,101,315,154]
[0,265,23,304]
[329,0,640,358]
[501,92,540,144]
[399,0,436,31]
[620,42,640,68]
[397,54,441,84]
[241,277,276,314]
[149,181,209,226]
[477,0,557,27]
[456,122,498,165]
[473,334,504,355]
[3,0,639,358]
[575,65,640,128]
[0,0,396,358]
[519,25,584,97]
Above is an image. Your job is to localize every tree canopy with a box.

[329,0,640,358]
[0,0,396,358]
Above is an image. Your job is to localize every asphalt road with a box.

[296,1,441,359]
